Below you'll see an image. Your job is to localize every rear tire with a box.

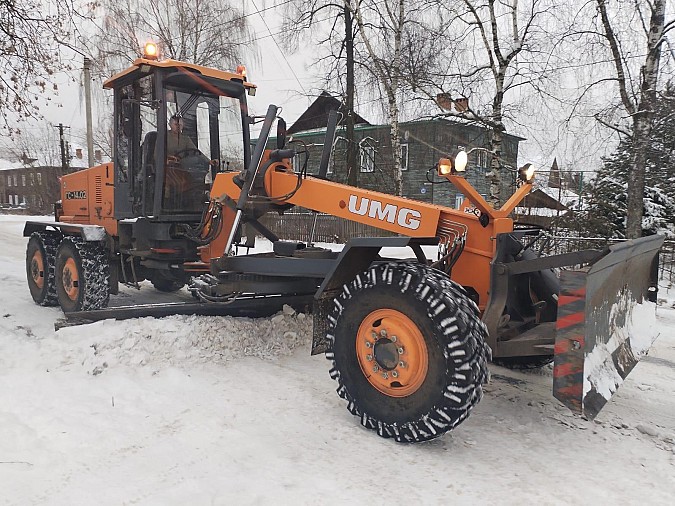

[55,237,110,312]
[326,262,490,443]
[26,232,60,306]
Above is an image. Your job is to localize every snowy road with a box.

[1,215,674,505]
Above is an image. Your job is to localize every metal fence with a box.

[260,210,397,244]
[260,211,675,283]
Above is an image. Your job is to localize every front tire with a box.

[326,262,490,443]
[55,237,110,312]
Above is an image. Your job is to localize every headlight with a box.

[437,150,468,176]
[518,163,536,183]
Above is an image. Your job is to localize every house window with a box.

[455,193,464,209]
[360,145,375,173]
[476,149,489,169]
[37,172,42,185]
[13,175,18,186]
[400,143,409,171]
[30,173,35,186]
[7,175,11,186]
[21,174,26,186]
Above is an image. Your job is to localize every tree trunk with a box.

[388,92,403,196]
[345,2,358,187]
[488,72,506,207]
[624,0,665,239]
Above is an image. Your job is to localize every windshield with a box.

[161,89,245,214]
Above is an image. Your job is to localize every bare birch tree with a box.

[349,0,429,196]
[591,0,672,238]
[423,0,554,207]
[282,1,360,186]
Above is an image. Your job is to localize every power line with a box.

[250,0,307,94]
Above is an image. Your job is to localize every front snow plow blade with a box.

[553,235,664,419]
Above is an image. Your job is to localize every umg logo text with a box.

[342,195,421,230]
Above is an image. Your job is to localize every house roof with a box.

[288,91,370,135]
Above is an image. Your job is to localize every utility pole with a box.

[55,123,70,171]
[83,57,95,167]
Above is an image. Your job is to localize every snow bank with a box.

[57,305,313,375]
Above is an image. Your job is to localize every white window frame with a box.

[476,149,488,169]
[400,143,409,171]
[360,145,375,173]
[37,172,42,185]
[21,174,26,186]
[455,194,464,209]
[13,175,18,186]
[7,175,11,186]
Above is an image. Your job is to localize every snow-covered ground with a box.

[1,214,674,505]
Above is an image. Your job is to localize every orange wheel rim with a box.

[30,250,45,289]
[62,257,79,300]
[356,309,428,397]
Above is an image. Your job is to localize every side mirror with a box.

[276,118,287,149]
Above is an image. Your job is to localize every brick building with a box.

[0,165,79,212]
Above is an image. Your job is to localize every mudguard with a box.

[553,235,664,419]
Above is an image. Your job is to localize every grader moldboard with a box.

[24,50,664,443]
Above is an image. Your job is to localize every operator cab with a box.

[103,51,256,220]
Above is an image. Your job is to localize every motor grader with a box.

[24,47,664,443]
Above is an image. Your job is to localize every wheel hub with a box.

[62,258,79,300]
[373,339,399,371]
[30,251,44,288]
[356,308,429,398]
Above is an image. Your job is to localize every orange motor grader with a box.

[24,50,664,443]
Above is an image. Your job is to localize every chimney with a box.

[436,93,453,111]
[454,97,469,112]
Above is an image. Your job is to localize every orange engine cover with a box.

[59,163,118,236]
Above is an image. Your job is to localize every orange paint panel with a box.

[269,172,442,237]
[61,164,117,237]
[209,164,520,310]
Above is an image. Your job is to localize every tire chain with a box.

[326,261,490,443]
[62,236,111,310]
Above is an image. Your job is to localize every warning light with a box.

[144,42,159,60]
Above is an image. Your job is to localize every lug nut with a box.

[391,335,397,342]
[372,331,378,340]
[365,341,372,348]
[380,329,387,338]
[398,347,404,354]
[392,371,399,378]
[373,365,379,372]
[382,372,389,379]
[399,361,406,368]
[366,354,373,361]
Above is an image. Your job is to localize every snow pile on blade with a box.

[583,288,659,401]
